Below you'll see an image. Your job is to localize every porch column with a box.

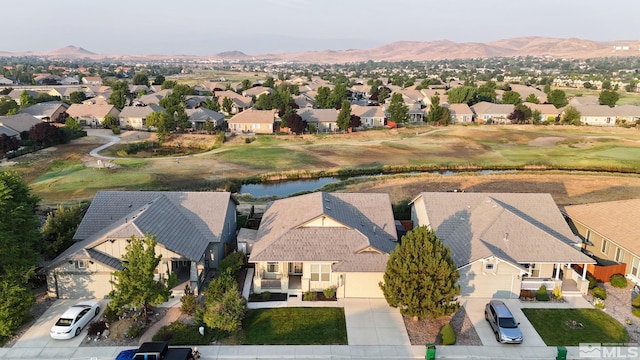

[582,263,587,280]
[555,263,561,280]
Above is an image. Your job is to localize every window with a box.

[310,264,330,282]
[484,263,495,271]
[632,258,639,277]
[601,239,610,255]
[75,260,86,270]
[615,247,624,263]
[266,262,279,273]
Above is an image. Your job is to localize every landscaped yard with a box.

[241,307,347,345]
[522,308,629,346]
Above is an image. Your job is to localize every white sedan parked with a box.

[50,300,100,340]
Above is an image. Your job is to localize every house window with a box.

[266,262,279,273]
[601,239,610,255]
[632,258,639,277]
[75,260,87,270]
[615,247,624,263]
[484,263,494,271]
[310,264,330,282]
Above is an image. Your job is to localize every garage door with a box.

[460,272,518,298]
[53,272,113,299]
[344,272,384,298]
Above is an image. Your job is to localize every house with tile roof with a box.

[248,192,398,298]
[20,101,69,123]
[119,104,165,129]
[66,103,121,127]
[410,192,594,298]
[564,199,640,284]
[45,191,238,299]
[227,108,275,134]
[298,108,338,132]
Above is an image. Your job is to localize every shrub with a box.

[593,298,605,309]
[440,323,456,345]
[536,285,549,301]
[633,295,640,308]
[111,126,121,134]
[125,323,143,338]
[323,287,336,299]
[261,291,271,301]
[180,284,197,315]
[102,305,119,323]
[552,287,562,300]
[87,320,108,336]
[587,274,598,289]
[303,291,317,301]
[633,308,640,318]
[610,274,628,288]
[219,251,245,276]
[592,286,607,300]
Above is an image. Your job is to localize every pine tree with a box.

[380,226,460,320]
[110,234,171,320]
[387,93,409,123]
[336,100,352,131]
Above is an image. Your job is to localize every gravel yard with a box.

[403,307,481,345]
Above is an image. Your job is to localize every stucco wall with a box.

[459,259,523,298]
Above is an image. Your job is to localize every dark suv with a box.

[484,300,523,344]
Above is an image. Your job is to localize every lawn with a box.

[522,308,629,346]
[242,307,347,345]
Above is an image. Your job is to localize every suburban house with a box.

[564,199,640,284]
[242,86,274,98]
[136,89,171,106]
[45,191,238,299]
[185,108,226,130]
[227,108,276,134]
[47,86,86,101]
[569,96,600,106]
[523,102,562,122]
[66,103,121,127]
[0,75,15,85]
[248,192,398,298]
[298,108,338,132]
[6,89,41,105]
[293,94,315,108]
[509,84,548,104]
[410,192,595,298]
[20,101,69,123]
[214,90,253,115]
[118,104,165,129]
[351,104,386,128]
[444,103,474,124]
[0,113,42,134]
[82,76,103,85]
[471,102,515,124]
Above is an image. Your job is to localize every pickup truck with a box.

[116,341,195,360]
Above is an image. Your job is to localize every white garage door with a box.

[460,273,517,298]
[54,272,113,299]
[344,272,384,298]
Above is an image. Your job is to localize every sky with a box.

[4,0,639,56]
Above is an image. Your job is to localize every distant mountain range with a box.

[2,37,640,63]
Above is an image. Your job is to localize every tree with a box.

[377,87,390,104]
[203,96,220,112]
[102,115,119,129]
[315,86,333,109]
[0,171,40,336]
[153,75,165,85]
[524,94,540,104]
[221,97,234,114]
[0,134,20,156]
[109,234,171,320]
[330,83,348,108]
[41,204,85,259]
[29,122,61,146]
[336,100,352,131]
[161,80,177,89]
[501,91,522,105]
[146,111,175,142]
[241,79,252,91]
[19,91,35,108]
[426,96,451,125]
[547,89,568,108]
[602,80,612,90]
[65,117,83,132]
[69,91,87,104]
[447,86,477,105]
[387,93,409,123]
[0,98,19,116]
[561,106,581,125]
[203,274,246,332]
[263,76,275,88]
[543,83,551,94]
[599,90,620,107]
[284,111,307,135]
[508,109,526,124]
[132,73,149,86]
[380,226,460,320]
[625,80,637,93]
[349,114,362,129]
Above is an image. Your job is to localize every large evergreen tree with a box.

[380,226,460,320]
[426,96,451,125]
[109,234,171,320]
[336,100,352,131]
[387,93,409,123]
[203,274,246,332]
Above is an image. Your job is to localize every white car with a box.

[50,301,100,340]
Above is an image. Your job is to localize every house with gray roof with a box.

[20,101,69,122]
[45,191,238,299]
[298,108,338,132]
[185,108,225,129]
[248,192,398,298]
[410,192,594,298]
[0,113,42,133]
[471,102,515,124]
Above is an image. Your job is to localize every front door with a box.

[288,262,303,275]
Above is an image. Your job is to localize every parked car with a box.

[484,300,523,344]
[50,301,100,340]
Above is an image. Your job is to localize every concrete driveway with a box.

[461,298,546,347]
[12,299,105,350]
[342,298,410,346]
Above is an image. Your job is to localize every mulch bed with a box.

[403,307,481,345]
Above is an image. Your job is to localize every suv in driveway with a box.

[484,300,523,344]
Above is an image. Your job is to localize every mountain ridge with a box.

[1,37,639,63]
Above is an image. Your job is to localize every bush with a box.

[102,305,119,323]
[125,323,143,338]
[587,274,598,289]
[633,307,640,318]
[111,126,121,134]
[440,323,456,345]
[633,295,640,308]
[593,298,605,309]
[180,284,197,315]
[610,274,628,288]
[219,251,245,276]
[303,291,317,301]
[87,320,107,336]
[592,286,607,300]
[261,291,271,300]
[552,287,562,300]
[536,285,549,301]
[323,287,336,299]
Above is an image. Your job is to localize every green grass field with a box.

[522,308,628,346]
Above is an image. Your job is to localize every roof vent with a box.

[373,226,377,234]
[503,232,509,242]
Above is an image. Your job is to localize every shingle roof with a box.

[564,199,640,256]
[351,105,385,118]
[412,192,594,267]
[297,108,338,123]
[119,104,164,118]
[20,101,68,118]
[67,103,119,118]
[186,108,225,123]
[471,102,515,116]
[228,109,275,124]
[0,113,41,133]
[249,192,397,272]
